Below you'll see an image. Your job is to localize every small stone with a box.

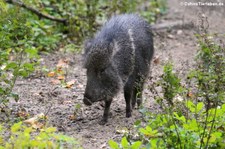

[177,30,183,35]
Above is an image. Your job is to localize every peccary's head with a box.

[83,39,121,105]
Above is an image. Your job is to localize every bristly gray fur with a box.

[83,14,154,124]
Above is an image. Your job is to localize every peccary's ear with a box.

[84,41,113,70]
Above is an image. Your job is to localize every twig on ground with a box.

[5,0,68,25]
[152,20,195,31]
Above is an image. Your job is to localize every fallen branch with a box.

[5,0,68,25]
[152,20,195,31]
[5,0,195,31]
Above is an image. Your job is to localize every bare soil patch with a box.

[4,0,224,148]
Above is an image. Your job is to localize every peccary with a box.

[83,14,154,124]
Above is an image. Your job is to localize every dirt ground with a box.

[4,0,225,148]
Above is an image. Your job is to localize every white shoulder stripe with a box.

[128,29,135,55]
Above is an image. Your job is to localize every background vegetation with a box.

[1,0,224,148]
[0,0,166,109]
[0,0,167,148]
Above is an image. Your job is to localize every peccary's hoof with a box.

[99,119,107,125]
[126,112,132,118]
[132,103,136,109]
[137,98,142,108]
[83,97,92,106]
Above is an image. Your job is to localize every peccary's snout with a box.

[83,96,92,106]
[83,78,103,106]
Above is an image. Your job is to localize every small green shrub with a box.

[4,0,167,45]
[0,2,38,107]
[0,122,81,149]
[0,1,61,52]
[0,48,39,109]
[0,4,40,105]
[109,137,142,149]
[109,62,225,149]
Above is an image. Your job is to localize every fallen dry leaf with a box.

[77,84,84,89]
[68,114,77,120]
[47,71,55,77]
[51,79,61,85]
[174,95,184,102]
[32,122,44,129]
[63,100,72,104]
[57,59,69,68]
[187,91,194,98]
[168,34,175,39]
[24,113,46,129]
[57,75,65,80]
[66,80,76,88]
[17,111,29,118]
[115,127,129,134]
[57,67,63,73]
[153,56,160,65]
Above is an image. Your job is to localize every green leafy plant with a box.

[109,61,225,149]
[109,137,142,149]
[0,2,39,107]
[0,48,39,107]
[0,122,81,149]
[140,0,167,23]
[0,5,36,114]
[4,0,167,45]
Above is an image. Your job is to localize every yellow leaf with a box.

[68,115,77,120]
[187,91,194,97]
[24,113,46,129]
[66,80,76,88]
[47,71,55,77]
[57,75,65,80]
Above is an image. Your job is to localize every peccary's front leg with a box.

[99,99,112,125]
[124,78,134,118]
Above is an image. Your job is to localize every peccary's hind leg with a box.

[136,87,143,108]
[132,77,145,108]
[99,99,112,125]
[132,86,143,108]
[124,78,134,118]
[131,88,137,108]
